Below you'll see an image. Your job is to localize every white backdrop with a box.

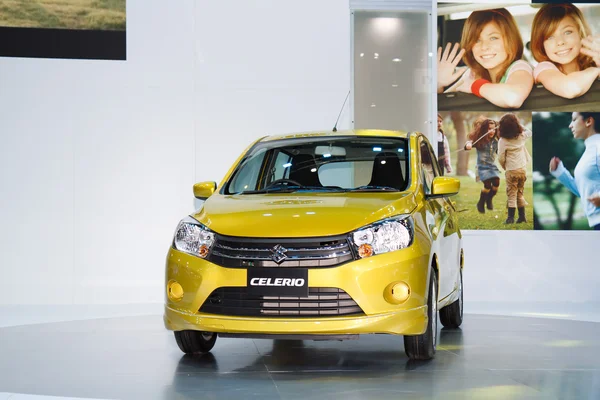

[0,0,598,308]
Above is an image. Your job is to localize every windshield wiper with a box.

[296,186,347,192]
[241,185,302,194]
[350,185,400,192]
[240,185,346,194]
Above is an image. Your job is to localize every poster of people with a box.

[437,2,600,230]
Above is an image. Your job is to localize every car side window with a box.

[419,139,438,195]
[271,151,292,182]
[428,142,442,177]
[228,151,267,193]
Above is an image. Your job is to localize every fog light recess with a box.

[168,280,184,302]
[384,281,411,304]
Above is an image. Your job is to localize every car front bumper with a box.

[163,241,431,336]
[164,303,426,336]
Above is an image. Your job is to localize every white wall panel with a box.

[194,88,352,184]
[0,74,75,304]
[193,0,352,184]
[463,231,600,303]
[0,0,196,304]
[71,86,195,304]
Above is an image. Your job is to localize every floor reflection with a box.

[1,314,599,400]
[172,326,466,379]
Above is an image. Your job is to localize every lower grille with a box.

[199,287,364,318]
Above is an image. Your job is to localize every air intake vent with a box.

[199,287,364,318]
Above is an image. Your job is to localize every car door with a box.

[419,138,457,300]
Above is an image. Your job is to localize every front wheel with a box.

[439,269,463,328]
[174,330,217,354]
[404,271,438,360]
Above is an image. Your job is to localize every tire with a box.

[404,271,438,360]
[174,330,217,354]
[440,269,463,329]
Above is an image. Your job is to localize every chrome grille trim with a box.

[207,233,356,268]
[214,242,349,252]
[211,249,352,260]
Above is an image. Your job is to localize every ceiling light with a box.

[371,17,400,38]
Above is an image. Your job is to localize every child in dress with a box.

[497,113,532,224]
[464,116,501,213]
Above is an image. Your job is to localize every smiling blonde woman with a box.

[438,8,533,109]
[531,3,600,99]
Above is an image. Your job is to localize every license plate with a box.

[247,268,308,297]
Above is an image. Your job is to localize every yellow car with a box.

[164,129,463,360]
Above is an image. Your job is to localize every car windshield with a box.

[223,136,409,195]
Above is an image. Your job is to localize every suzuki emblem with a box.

[270,244,288,264]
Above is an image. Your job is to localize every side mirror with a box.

[193,181,217,200]
[430,176,460,198]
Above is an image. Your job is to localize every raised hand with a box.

[455,69,475,94]
[549,156,561,172]
[581,35,600,67]
[438,42,466,88]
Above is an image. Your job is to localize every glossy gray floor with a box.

[1,314,599,400]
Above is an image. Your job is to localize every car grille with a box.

[199,287,364,318]
[207,234,355,268]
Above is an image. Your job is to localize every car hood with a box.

[191,192,417,237]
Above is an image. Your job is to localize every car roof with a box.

[260,129,413,142]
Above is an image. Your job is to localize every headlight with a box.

[172,216,215,258]
[350,215,414,258]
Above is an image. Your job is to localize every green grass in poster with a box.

[453,174,534,230]
[533,185,590,230]
[440,111,534,230]
[0,0,125,30]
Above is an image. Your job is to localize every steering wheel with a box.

[264,178,303,189]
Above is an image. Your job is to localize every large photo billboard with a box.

[438,2,600,112]
[437,2,600,230]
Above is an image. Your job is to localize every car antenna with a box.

[332,90,350,132]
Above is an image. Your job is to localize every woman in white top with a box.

[550,112,600,230]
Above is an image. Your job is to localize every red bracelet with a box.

[471,78,490,97]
